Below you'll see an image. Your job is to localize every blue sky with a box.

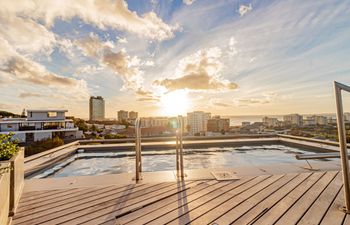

[0,0,350,118]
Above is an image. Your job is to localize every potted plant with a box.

[0,133,24,217]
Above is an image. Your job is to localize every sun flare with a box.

[159,90,190,116]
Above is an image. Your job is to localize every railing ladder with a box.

[176,116,185,179]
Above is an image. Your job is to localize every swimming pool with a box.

[30,144,331,179]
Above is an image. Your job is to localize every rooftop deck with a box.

[12,170,349,225]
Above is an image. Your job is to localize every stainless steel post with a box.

[334,81,350,213]
[177,116,185,179]
[135,118,142,181]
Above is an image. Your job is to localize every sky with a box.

[1,0,350,118]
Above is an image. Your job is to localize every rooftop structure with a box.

[0,109,81,143]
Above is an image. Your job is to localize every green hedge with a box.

[0,133,19,161]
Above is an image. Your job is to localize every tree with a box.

[74,118,88,132]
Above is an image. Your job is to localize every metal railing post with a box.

[176,116,185,179]
[334,81,350,213]
[135,118,142,181]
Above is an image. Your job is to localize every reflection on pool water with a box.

[32,145,330,179]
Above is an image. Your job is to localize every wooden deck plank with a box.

[298,172,343,224]
[274,171,338,225]
[13,181,180,224]
[253,172,326,224]
[42,180,199,225]
[113,180,223,224]
[18,187,91,206]
[12,171,345,225]
[148,175,275,225]
[320,186,346,225]
[116,178,254,225]
[344,214,350,225]
[16,184,122,214]
[227,172,312,225]
[190,174,296,225]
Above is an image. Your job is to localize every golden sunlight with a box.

[159,90,190,116]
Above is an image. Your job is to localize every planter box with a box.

[0,162,10,225]
[0,148,24,217]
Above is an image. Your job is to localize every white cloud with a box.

[0,0,178,41]
[117,37,128,44]
[154,47,238,91]
[238,4,253,16]
[183,0,195,5]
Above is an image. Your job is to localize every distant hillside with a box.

[0,111,22,118]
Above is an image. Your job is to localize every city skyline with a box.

[1,0,350,118]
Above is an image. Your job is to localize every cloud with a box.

[102,49,144,91]
[117,37,128,44]
[153,47,238,92]
[1,0,178,41]
[210,98,230,107]
[19,92,44,98]
[0,14,56,56]
[0,37,89,99]
[238,4,253,16]
[75,33,114,57]
[234,92,278,106]
[183,0,195,5]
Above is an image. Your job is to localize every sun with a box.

[159,90,190,116]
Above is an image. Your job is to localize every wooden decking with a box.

[12,171,350,225]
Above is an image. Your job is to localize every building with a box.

[314,115,328,125]
[344,113,350,121]
[303,116,316,126]
[240,122,264,134]
[187,111,211,135]
[129,111,138,120]
[118,110,129,122]
[207,116,230,133]
[140,117,169,128]
[241,122,251,127]
[89,96,105,121]
[283,114,303,126]
[0,110,82,143]
[262,117,279,127]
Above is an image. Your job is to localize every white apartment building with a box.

[262,117,279,127]
[283,114,303,126]
[89,96,105,121]
[314,115,328,125]
[187,111,211,135]
[0,110,82,143]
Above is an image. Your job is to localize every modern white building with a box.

[89,96,105,121]
[262,117,280,127]
[283,114,303,126]
[187,111,211,135]
[0,110,82,143]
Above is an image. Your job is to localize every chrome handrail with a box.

[334,81,350,213]
[135,117,142,181]
[176,115,185,179]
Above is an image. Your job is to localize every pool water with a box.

[32,145,330,179]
